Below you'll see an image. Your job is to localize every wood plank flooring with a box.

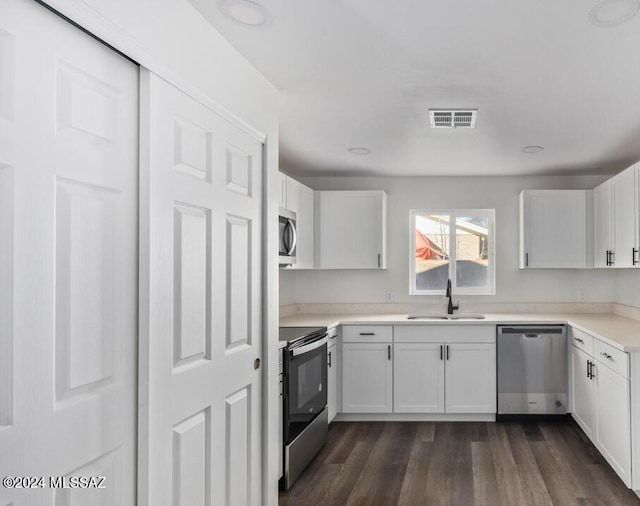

[279,419,640,506]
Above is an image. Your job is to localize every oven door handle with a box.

[291,336,327,357]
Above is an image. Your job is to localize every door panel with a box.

[394,343,444,413]
[342,343,392,413]
[445,343,496,413]
[571,347,595,438]
[140,71,263,506]
[0,1,138,504]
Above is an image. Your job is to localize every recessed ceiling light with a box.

[218,0,271,27]
[521,145,544,154]
[588,0,639,27]
[348,147,371,156]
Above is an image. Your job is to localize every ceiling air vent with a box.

[429,109,477,129]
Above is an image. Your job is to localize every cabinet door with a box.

[594,363,631,487]
[288,180,315,269]
[612,166,637,268]
[316,191,387,269]
[393,343,445,413]
[571,346,595,438]
[594,180,613,268]
[342,343,392,413]
[279,172,287,209]
[520,190,588,268]
[445,343,496,413]
[327,341,338,422]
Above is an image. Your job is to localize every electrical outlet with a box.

[385,292,395,303]
[578,289,586,302]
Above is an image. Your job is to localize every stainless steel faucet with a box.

[446,279,459,315]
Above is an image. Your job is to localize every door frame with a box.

[31,1,280,504]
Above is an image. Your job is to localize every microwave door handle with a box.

[287,219,297,255]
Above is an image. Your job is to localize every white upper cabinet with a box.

[519,190,592,269]
[315,191,388,269]
[279,172,315,269]
[279,171,288,209]
[594,165,639,268]
[612,165,638,268]
[594,180,613,268]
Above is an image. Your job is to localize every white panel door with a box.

[594,180,613,268]
[445,343,496,413]
[342,343,392,413]
[139,71,262,506]
[612,166,636,268]
[393,343,444,413]
[571,346,595,438]
[0,1,138,504]
[594,363,631,486]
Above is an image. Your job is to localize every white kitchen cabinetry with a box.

[612,165,638,268]
[594,180,613,268]
[342,326,393,413]
[519,190,591,268]
[279,171,288,209]
[327,327,340,423]
[394,343,444,413]
[315,191,387,269]
[393,326,496,414]
[279,172,315,269]
[570,327,631,487]
[594,164,639,268]
[445,343,496,413]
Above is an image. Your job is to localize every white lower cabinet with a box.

[570,330,632,487]
[394,343,444,413]
[327,337,339,422]
[445,343,496,413]
[571,346,595,439]
[393,342,496,414]
[342,340,393,413]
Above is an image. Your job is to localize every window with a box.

[410,209,495,295]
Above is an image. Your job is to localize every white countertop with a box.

[279,312,640,352]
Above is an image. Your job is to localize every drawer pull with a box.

[574,337,584,344]
[600,352,613,360]
[359,332,375,336]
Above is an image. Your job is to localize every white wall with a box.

[614,270,640,308]
[281,175,615,305]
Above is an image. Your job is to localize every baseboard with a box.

[333,413,496,422]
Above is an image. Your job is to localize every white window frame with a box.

[409,209,496,295]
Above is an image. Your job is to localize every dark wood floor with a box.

[279,419,640,506]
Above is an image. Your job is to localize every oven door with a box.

[284,336,327,444]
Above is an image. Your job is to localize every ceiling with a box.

[186,0,640,177]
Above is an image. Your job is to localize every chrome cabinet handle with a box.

[600,352,613,360]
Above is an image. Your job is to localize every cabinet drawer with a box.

[594,339,629,379]
[394,325,495,343]
[342,325,392,343]
[327,325,339,340]
[570,327,594,356]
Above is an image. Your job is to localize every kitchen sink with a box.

[407,314,486,320]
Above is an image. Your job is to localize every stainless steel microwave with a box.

[279,208,297,266]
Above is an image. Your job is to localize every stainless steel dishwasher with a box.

[497,325,567,416]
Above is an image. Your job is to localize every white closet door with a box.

[139,71,263,506]
[0,1,138,505]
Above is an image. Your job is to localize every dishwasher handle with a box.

[523,333,542,339]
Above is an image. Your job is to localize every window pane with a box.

[415,214,450,291]
[455,216,489,288]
